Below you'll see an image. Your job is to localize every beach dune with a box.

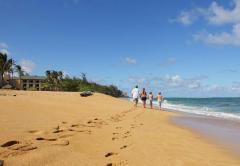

[0,90,239,166]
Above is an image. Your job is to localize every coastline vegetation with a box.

[43,71,123,97]
[0,52,123,97]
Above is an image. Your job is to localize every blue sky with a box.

[1,0,240,97]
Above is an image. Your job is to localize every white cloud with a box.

[0,42,10,55]
[20,59,36,74]
[173,10,198,26]
[175,0,240,26]
[161,75,202,89]
[194,23,240,46]
[174,0,240,46]
[125,57,137,64]
[0,48,10,55]
[207,0,240,25]
[125,74,240,96]
[231,82,240,91]
[163,75,182,87]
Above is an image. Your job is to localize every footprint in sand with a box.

[76,130,91,134]
[52,126,65,133]
[9,144,37,151]
[105,152,117,158]
[112,137,119,141]
[59,134,73,138]
[106,160,128,166]
[68,128,91,134]
[120,145,128,149]
[124,131,130,135]
[28,130,38,134]
[71,124,79,127]
[0,141,37,158]
[0,150,24,158]
[1,140,19,147]
[122,135,130,139]
[36,137,69,146]
[36,137,57,141]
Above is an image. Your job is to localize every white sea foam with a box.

[159,100,240,121]
[128,98,240,120]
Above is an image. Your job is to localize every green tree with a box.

[15,65,24,89]
[43,70,63,91]
[0,52,14,87]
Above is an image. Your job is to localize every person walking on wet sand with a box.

[131,85,139,107]
[148,92,154,109]
[140,88,147,108]
[157,92,164,110]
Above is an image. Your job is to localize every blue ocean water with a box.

[156,98,240,121]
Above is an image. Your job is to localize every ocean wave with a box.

[128,98,240,121]
[159,100,240,121]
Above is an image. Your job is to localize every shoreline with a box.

[171,112,240,156]
[125,98,240,157]
[1,90,240,165]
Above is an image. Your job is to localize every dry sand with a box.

[0,90,240,166]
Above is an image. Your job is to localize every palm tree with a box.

[15,65,24,90]
[0,52,14,87]
[43,70,63,91]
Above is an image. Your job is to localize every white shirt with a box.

[131,88,139,99]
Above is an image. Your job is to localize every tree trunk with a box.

[0,73,4,87]
[19,75,22,90]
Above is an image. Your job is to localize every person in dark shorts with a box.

[140,88,147,108]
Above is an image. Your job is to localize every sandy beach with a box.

[0,90,240,166]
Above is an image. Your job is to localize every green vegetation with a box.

[42,70,63,91]
[0,52,23,87]
[0,53,124,97]
[15,65,24,87]
[43,71,123,97]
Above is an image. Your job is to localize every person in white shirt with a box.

[131,85,139,107]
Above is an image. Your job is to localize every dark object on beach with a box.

[0,160,4,166]
[105,152,114,157]
[106,163,112,166]
[36,137,45,141]
[1,140,19,147]
[80,91,93,97]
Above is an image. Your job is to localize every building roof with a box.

[13,76,46,80]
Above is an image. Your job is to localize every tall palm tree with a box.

[43,70,63,91]
[15,65,24,90]
[0,52,14,87]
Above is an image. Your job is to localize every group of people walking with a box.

[131,85,164,110]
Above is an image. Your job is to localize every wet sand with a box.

[171,113,240,156]
[0,90,240,166]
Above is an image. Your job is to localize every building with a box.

[11,76,46,90]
